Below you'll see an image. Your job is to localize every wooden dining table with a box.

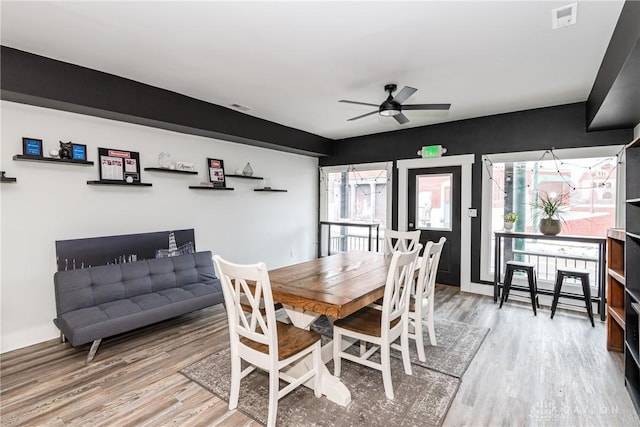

[268,250,391,406]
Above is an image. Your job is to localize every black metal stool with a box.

[550,267,595,327]
[499,260,540,315]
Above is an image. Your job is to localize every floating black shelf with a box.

[144,167,198,175]
[226,174,264,180]
[189,186,234,191]
[1,172,17,183]
[87,180,152,187]
[14,154,94,166]
[254,188,287,192]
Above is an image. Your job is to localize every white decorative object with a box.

[158,152,172,168]
[504,221,514,231]
[242,162,254,177]
[125,176,134,183]
[49,149,60,158]
[176,161,194,171]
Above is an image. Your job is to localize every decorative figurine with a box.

[59,141,73,159]
[242,162,254,177]
[158,152,172,168]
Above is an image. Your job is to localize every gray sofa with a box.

[53,251,223,362]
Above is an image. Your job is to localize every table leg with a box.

[282,306,352,406]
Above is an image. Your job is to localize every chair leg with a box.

[312,342,322,398]
[427,315,437,347]
[333,330,342,377]
[414,315,427,363]
[267,370,279,427]
[499,268,514,309]
[401,322,412,376]
[550,273,563,319]
[229,354,241,410]
[380,344,394,400]
[581,277,595,327]
[527,270,537,316]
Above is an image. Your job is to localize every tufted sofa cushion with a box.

[53,251,222,347]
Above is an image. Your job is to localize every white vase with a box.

[504,221,514,231]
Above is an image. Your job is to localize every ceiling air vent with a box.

[230,103,251,112]
[552,3,577,29]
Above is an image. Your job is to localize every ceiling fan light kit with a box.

[339,83,451,124]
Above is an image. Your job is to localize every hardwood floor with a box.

[1,286,638,426]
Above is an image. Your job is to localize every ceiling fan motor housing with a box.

[380,84,401,116]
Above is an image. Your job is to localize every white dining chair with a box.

[383,229,421,255]
[213,255,322,427]
[409,237,446,362]
[332,244,421,400]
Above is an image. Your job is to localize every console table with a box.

[493,231,606,320]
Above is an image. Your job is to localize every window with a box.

[415,173,452,231]
[319,163,391,255]
[480,146,625,284]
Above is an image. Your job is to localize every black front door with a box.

[407,166,462,286]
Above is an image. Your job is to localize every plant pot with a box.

[504,221,514,231]
[539,218,561,235]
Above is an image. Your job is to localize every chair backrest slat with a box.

[415,237,446,303]
[381,245,422,331]
[214,255,278,354]
[383,229,421,255]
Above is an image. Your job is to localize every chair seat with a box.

[333,306,400,337]
[240,321,321,361]
[506,260,535,269]
[556,267,590,277]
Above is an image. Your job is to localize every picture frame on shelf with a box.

[98,147,141,183]
[22,137,43,157]
[72,144,87,161]
[207,158,226,188]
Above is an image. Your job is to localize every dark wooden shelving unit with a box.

[87,180,152,187]
[13,154,94,166]
[188,186,234,191]
[1,171,17,183]
[607,228,626,352]
[624,136,640,416]
[144,167,198,175]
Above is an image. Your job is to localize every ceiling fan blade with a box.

[402,103,451,110]
[339,100,379,107]
[394,113,410,124]
[347,110,379,121]
[392,86,417,104]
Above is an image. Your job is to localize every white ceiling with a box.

[0,1,625,140]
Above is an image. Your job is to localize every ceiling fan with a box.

[339,84,451,124]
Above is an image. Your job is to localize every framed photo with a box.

[22,137,43,157]
[208,158,226,187]
[72,144,87,161]
[98,147,141,182]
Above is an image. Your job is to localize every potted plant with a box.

[533,192,568,235]
[504,212,518,231]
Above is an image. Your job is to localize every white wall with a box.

[0,101,319,353]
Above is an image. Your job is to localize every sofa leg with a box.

[86,339,102,363]
[60,332,66,343]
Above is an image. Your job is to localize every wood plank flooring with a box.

[1,285,638,426]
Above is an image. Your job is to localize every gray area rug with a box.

[311,316,490,378]
[182,348,459,427]
[181,318,489,426]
